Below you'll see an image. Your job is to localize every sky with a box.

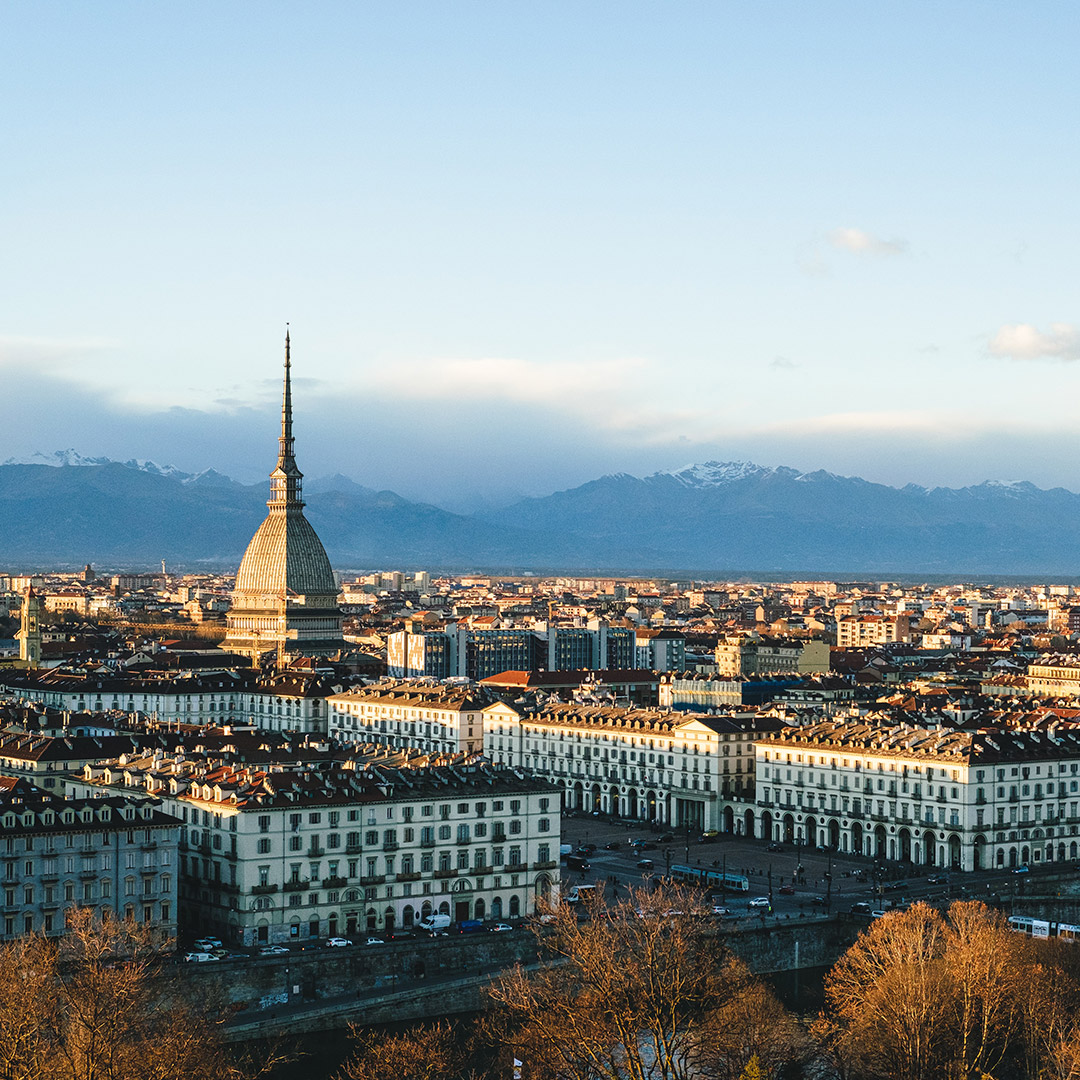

[4,2,1080,510]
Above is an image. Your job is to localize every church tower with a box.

[16,586,42,668]
[221,330,344,665]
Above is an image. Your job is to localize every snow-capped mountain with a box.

[482,460,1080,575]
[2,453,1080,574]
[2,449,195,480]
[656,460,784,487]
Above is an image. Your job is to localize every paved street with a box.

[558,811,1076,919]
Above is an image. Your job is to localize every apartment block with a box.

[72,758,558,946]
[0,776,179,943]
[326,681,487,755]
[754,720,1080,872]
[484,700,785,834]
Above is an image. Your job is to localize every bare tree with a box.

[488,884,800,1080]
[823,902,951,1080]
[820,899,1080,1080]
[0,909,275,1080]
[335,1020,475,1080]
[940,900,1029,1080]
[692,957,809,1080]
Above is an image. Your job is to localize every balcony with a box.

[345,843,362,854]
[282,879,310,893]
[251,884,278,895]
[505,862,527,874]
[359,874,385,886]
[434,869,458,880]
[455,837,471,846]
[395,872,421,883]
[322,875,347,889]
[382,841,399,852]
[140,841,157,852]
[78,870,97,880]
[419,838,436,848]
[307,847,325,859]
[472,863,493,875]
[533,860,558,870]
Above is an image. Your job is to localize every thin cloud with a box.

[988,322,1080,361]
[364,354,650,408]
[0,334,117,370]
[769,356,799,370]
[828,227,908,256]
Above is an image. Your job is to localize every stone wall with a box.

[208,918,862,1041]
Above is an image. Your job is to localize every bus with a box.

[668,864,750,892]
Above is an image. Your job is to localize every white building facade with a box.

[73,758,559,946]
[327,682,486,756]
[484,700,783,834]
[754,720,1080,872]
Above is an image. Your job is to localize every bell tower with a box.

[16,586,42,668]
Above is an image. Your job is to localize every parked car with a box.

[259,945,289,956]
[637,858,654,870]
[327,937,353,947]
[810,895,828,907]
[193,937,223,952]
[871,910,888,919]
[766,842,783,852]
[183,952,220,963]
[363,937,384,946]
[489,923,513,933]
[1013,865,1030,874]
[658,832,675,843]
[850,902,872,915]
[779,884,795,896]
[748,896,772,910]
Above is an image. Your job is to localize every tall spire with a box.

[279,324,295,469]
[269,324,303,508]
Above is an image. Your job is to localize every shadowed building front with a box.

[221,331,343,664]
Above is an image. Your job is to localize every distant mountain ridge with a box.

[1,453,1078,575]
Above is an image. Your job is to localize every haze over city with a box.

[4,3,1080,510]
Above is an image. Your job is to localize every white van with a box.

[417,913,451,934]
[567,884,598,904]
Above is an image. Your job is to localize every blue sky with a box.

[4,2,1080,508]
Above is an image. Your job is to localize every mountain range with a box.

[1,453,1078,576]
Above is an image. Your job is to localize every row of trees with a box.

[5,891,1080,1080]
[338,891,1080,1080]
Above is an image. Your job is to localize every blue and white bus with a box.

[668,864,750,892]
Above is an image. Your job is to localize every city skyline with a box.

[4,3,1080,507]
